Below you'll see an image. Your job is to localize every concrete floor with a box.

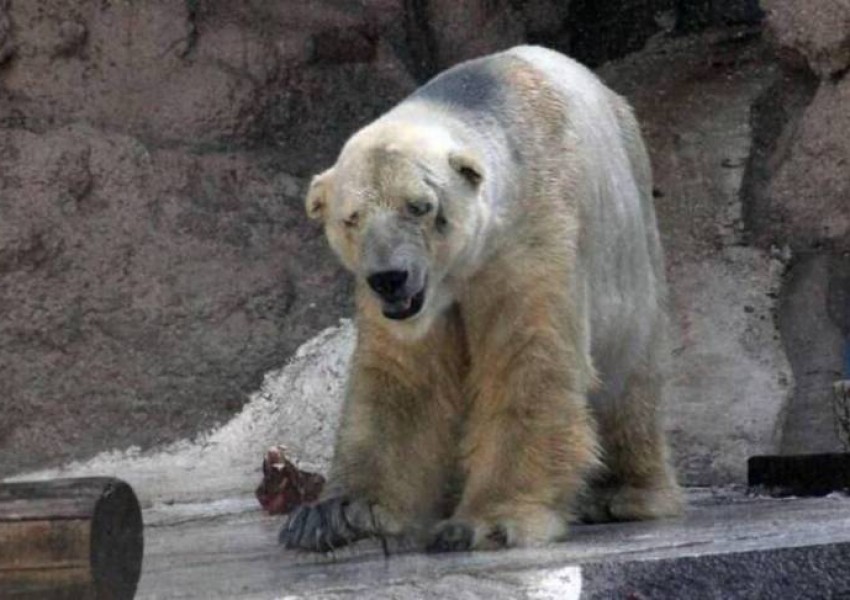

[137,489,850,599]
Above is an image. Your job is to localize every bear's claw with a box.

[279,496,364,552]
[426,520,474,553]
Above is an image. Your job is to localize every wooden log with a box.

[0,477,143,599]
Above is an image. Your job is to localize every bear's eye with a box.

[343,212,360,228]
[406,200,433,217]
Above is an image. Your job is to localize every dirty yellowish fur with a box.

[281,45,682,554]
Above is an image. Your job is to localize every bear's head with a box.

[305,122,488,338]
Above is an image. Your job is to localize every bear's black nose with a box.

[367,270,408,300]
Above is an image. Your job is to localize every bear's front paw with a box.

[279,496,367,552]
[426,520,476,553]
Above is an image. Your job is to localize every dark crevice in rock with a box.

[830,64,850,83]
[402,0,439,82]
[180,0,200,58]
[740,68,819,249]
[827,256,850,340]
[309,25,379,66]
[0,0,14,66]
[0,231,64,275]
[566,0,674,67]
[249,66,411,175]
[508,0,572,52]
[777,253,849,455]
[675,0,764,34]
[558,0,765,67]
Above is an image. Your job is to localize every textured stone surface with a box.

[558,0,675,67]
[744,9,850,457]
[5,323,354,505]
[749,3,850,254]
[665,250,789,483]
[0,0,14,64]
[3,0,839,493]
[4,22,803,487]
[761,76,850,253]
[763,0,850,78]
[677,0,764,32]
[741,68,819,246]
[778,255,847,455]
[0,1,419,172]
[423,0,525,71]
[130,490,850,598]
[0,0,730,479]
[0,0,411,475]
[0,121,353,475]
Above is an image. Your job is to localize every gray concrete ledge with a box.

[138,490,850,599]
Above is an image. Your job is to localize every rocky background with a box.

[1,0,848,484]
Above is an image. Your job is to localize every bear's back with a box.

[408,47,665,392]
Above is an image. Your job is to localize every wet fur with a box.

[283,46,682,553]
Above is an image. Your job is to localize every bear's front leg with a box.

[429,299,600,552]
[281,336,462,552]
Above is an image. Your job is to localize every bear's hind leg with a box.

[582,371,683,523]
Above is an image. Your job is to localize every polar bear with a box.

[280,45,682,553]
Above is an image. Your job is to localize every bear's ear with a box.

[449,151,484,187]
[305,168,335,221]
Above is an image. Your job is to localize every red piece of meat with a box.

[255,446,325,515]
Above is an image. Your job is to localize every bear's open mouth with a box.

[382,287,426,320]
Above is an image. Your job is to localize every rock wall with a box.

[750,0,850,253]
[752,0,850,454]
[1,0,397,475]
[0,0,704,477]
[3,0,843,484]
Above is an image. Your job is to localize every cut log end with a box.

[0,477,143,600]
